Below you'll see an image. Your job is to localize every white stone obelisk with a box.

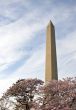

[45,21,58,82]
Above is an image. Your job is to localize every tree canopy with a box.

[0,77,76,110]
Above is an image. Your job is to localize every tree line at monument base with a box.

[0,77,76,110]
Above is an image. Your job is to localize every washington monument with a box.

[45,21,58,82]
